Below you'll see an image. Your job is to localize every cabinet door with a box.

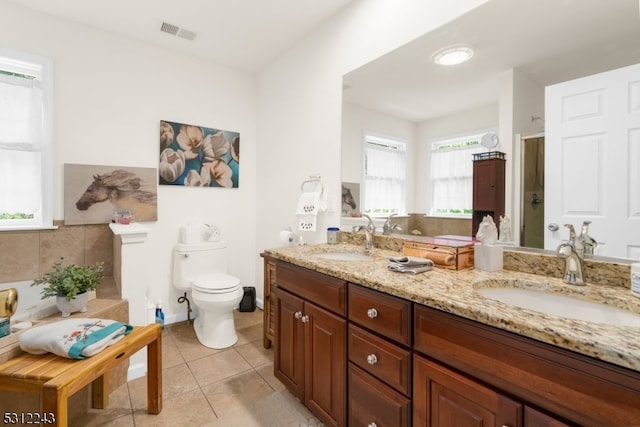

[349,363,411,427]
[524,406,573,427]
[413,355,522,427]
[473,159,504,210]
[305,302,347,427]
[273,287,305,399]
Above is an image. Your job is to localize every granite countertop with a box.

[264,243,640,372]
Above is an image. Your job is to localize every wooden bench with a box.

[0,323,162,427]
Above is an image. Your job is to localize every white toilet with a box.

[172,241,243,349]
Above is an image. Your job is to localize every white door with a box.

[545,63,640,260]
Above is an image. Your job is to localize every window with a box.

[362,133,406,217]
[429,131,487,216]
[0,49,53,230]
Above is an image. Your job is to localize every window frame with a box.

[0,48,54,231]
[428,129,495,218]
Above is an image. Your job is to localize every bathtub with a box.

[1,280,58,323]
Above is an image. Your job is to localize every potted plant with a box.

[32,258,104,317]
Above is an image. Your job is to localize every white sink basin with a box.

[314,252,372,261]
[478,288,640,327]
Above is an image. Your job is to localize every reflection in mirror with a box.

[341,0,640,259]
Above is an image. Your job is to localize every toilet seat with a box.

[193,273,241,294]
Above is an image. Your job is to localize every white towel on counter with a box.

[19,318,133,359]
[387,256,434,274]
[296,191,323,231]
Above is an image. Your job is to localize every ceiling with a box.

[343,0,640,122]
[6,0,355,73]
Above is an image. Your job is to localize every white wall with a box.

[0,2,257,324]
[256,0,490,294]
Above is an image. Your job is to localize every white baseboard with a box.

[127,362,147,381]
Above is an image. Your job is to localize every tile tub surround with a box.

[263,243,640,372]
[0,221,114,284]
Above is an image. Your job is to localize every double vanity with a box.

[262,239,640,427]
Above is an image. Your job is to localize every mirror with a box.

[341,0,640,259]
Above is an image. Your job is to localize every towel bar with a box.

[300,174,324,195]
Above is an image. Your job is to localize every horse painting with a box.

[342,184,358,217]
[69,168,158,224]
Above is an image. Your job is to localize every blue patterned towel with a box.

[19,318,133,359]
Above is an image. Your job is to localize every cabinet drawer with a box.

[349,363,411,427]
[349,324,411,396]
[275,261,347,316]
[348,284,411,346]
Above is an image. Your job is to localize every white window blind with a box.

[0,50,53,230]
[363,134,406,217]
[430,132,486,216]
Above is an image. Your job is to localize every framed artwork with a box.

[341,182,360,217]
[64,164,158,225]
[159,120,240,188]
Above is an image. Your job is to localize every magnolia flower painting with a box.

[159,120,240,188]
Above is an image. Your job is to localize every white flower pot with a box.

[56,292,89,318]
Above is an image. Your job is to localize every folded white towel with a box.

[19,318,133,359]
[387,255,433,274]
[387,263,433,274]
[298,215,317,232]
[388,256,434,267]
[296,191,322,216]
[296,191,323,232]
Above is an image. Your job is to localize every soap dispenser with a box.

[578,221,597,255]
[155,300,165,329]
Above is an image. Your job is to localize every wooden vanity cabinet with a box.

[272,261,347,427]
[413,355,522,427]
[348,284,412,427]
[413,304,640,426]
[261,255,275,348]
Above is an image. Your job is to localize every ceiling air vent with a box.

[160,22,197,41]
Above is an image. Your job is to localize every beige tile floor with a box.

[75,309,323,426]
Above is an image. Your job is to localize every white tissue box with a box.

[181,225,201,244]
[474,243,503,271]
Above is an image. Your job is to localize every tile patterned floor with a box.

[75,310,323,426]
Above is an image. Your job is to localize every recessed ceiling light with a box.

[433,45,475,66]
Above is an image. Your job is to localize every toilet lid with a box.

[193,273,241,293]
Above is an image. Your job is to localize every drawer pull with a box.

[366,354,378,365]
[368,423,378,427]
[301,315,309,323]
[294,311,303,319]
[367,308,378,319]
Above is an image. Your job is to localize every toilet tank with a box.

[173,241,229,291]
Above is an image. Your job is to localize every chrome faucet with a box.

[352,214,375,253]
[382,213,402,235]
[556,224,585,285]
